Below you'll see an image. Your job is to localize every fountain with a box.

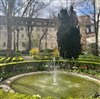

[52,57,57,84]
[10,60,100,98]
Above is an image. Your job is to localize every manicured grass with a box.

[78,55,100,62]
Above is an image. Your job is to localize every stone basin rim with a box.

[0,71,100,93]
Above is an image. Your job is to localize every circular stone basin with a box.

[11,71,100,98]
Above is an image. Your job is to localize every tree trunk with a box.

[28,26,33,51]
[28,34,32,51]
[95,10,100,56]
[13,30,16,51]
[39,28,48,51]
[16,29,19,50]
[45,35,47,49]
[94,0,99,56]
[7,14,12,56]
[6,0,14,56]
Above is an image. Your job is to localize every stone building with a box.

[0,16,58,51]
[0,15,90,52]
[78,16,91,51]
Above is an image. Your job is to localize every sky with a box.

[38,0,86,18]
[0,0,97,18]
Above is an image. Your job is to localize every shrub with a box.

[5,57,11,63]
[0,58,5,63]
[30,48,39,55]
[43,49,52,53]
[12,56,24,62]
[32,55,41,60]
[52,48,59,58]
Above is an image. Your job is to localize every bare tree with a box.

[39,17,58,51]
[0,0,35,55]
[23,0,53,51]
[0,0,53,55]
[39,26,48,51]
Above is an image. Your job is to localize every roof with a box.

[0,15,56,27]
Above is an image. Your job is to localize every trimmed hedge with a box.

[0,56,24,63]
[0,60,49,80]
[78,55,100,62]
[0,60,99,80]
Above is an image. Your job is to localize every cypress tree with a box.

[57,7,81,59]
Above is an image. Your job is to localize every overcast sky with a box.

[0,0,95,18]
[38,0,85,18]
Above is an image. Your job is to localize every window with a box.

[51,43,53,48]
[49,28,51,31]
[37,22,40,25]
[22,34,24,38]
[22,42,25,47]
[36,27,40,31]
[38,22,41,25]
[52,23,55,26]
[4,32,7,36]
[21,21,23,25]
[86,27,91,33]
[32,21,34,24]
[33,27,36,31]
[21,28,24,31]
[44,22,46,25]
[3,42,6,47]
[91,26,94,32]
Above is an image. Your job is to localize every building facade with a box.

[0,15,89,52]
[78,16,91,51]
[0,16,58,51]
[85,0,100,50]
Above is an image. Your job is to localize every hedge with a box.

[0,60,99,80]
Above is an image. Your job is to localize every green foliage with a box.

[32,55,42,60]
[66,27,81,59]
[30,48,40,56]
[15,49,21,56]
[0,60,99,81]
[0,89,99,99]
[52,48,59,58]
[0,56,24,63]
[0,89,41,99]
[0,57,5,63]
[0,59,99,98]
[57,8,81,59]
[43,49,53,53]
[78,55,100,62]
[12,56,24,62]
